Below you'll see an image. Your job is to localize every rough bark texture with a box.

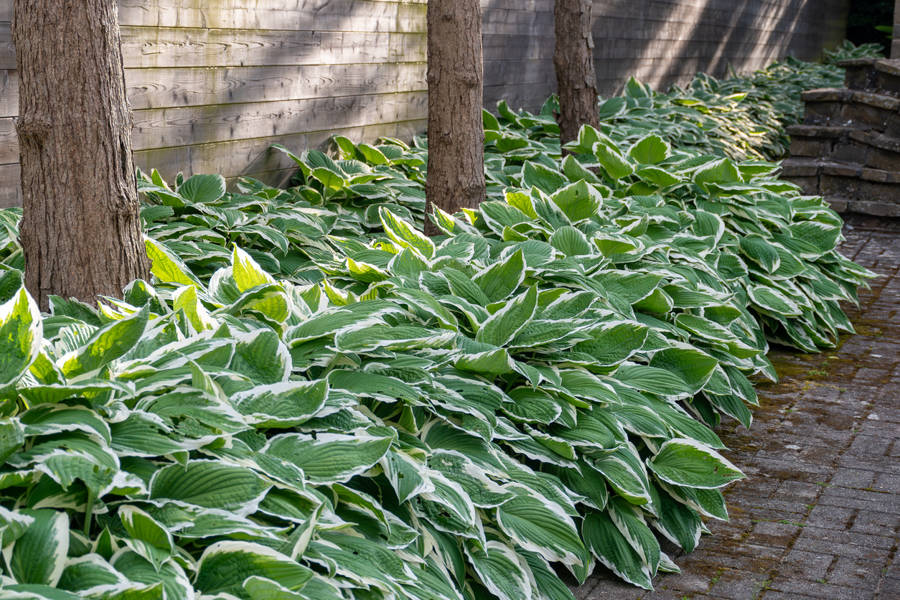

[425,0,486,235]
[554,0,600,145]
[14,0,149,310]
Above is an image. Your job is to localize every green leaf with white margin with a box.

[550,180,602,222]
[0,279,42,388]
[173,285,216,331]
[314,532,416,587]
[232,246,288,322]
[31,403,115,444]
[692,157,741,188]
[573,321,647,366]
[335,324,456,353]
[466,541,534,600]
[496,491,588,571]
[232,329,291,384]
[144,237,201,286]
[648,438,744,489]
[607,496,661,577]
[0,418,25,464]
[4,509,69,586]
[0,506,34,547]
[739,234,780,273]
[651,485,702,552]
[419,470,483,541]
[178,173,226,204]
[232,246,275,290]
[111,549,193,599]
[473,248,526,302]
[231,379,328,428]
[118,505,174,570]
[748,284,802,316]
[593,142,634,180]
[1,585,84,599]
[550,226,592,256]
[590,445,652,506]
[522,550,579,599]
[582,511,652,590]
[150,460,271,514]
[381,449,434,504]
[789,220,841,257]
[242,576,306,600]
[636,166,680,187]
[380,207,435,259]
[264,428,395,484]
[627,134,670,165]
[613,363,692,399]
[522,161,567,195]
[476,286,538,347]
[58,305,149,379]
[196,542,314,596]
[649,346,718,395]
[57,554,128,594]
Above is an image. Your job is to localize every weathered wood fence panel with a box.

[0,0,851,208]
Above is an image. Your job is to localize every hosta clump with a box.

[0,131,873,598]
[0,231,750,598]
[0,50,877,597]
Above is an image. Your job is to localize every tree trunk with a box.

[554,0,600,145]
[14,0,149,310]
[425,0,486,235]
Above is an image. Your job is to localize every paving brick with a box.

[768,578,874,600]
[781,548,835,581]
[825,556,884,591]
[706,569,769,600]
[830,468,878,489]
[877,577,900,598]
[806,504,857,530]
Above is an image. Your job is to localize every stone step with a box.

[787,125,900,172]
[799,88,900,135]
[838,58,900,97]
[781,157,900,217]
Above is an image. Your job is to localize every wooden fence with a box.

[0,0,850,207]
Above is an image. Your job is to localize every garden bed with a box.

[0,45,885,600]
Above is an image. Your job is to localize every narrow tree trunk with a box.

[554,0,600,145]
[425,0,486,235]
[14,0,149,310]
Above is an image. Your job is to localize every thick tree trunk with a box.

[554,0,600,145]
[425,0,486,235]
[14,0,149,310]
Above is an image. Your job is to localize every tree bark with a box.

[554,0,600,145]
[14,0,149,310]
[425,0,486,235]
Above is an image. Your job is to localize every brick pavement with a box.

[576,215,900,600]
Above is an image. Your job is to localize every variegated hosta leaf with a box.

[263,428,395,484]
[0,275,43,388]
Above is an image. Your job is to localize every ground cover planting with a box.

[0,49,880,599]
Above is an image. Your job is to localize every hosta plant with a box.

[0,47,877,599]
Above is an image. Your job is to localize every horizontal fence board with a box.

[0,115,13,163]
[130,92,428,149]
[134,118,426,181]
[126,62,426,110]
[0,163,20,208]
[117,0,425,32]
[0,92,428,165]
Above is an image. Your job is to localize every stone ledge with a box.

[801,88,900,111]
